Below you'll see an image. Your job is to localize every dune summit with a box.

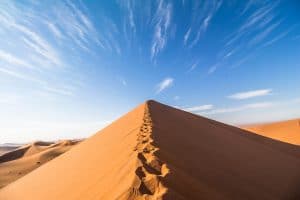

[1,100,300,199]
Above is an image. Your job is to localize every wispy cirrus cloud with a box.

[184,0,223,48]
[184,104,214,112]
[0,0,101,98]
[248,20,282,47]
[200,102,274,115]
[228,89,272,100]
[183,28,191,46]
[156,77,174,94]
[50,0,101,51]
[187,60,200,72]
[46,22,63,39]
[121,0,136,33]
[240,0,256,15]
[0,67,44,84]
[262,27,293,47]
[209,1,290,74]
[236,2,279,36]
[208,63,219,74]
[0,50,33,69]
[0,7,62,68]
[43,86,74,96]
[198,98,300,124]
[151,0,172,61]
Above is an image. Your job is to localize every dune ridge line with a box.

[128,102,169,199]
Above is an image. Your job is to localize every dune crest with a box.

[1,100,300,199]
[119,103,169,199]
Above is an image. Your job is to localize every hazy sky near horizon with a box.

[0,0,300,143]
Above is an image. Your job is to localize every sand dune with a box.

[243,119,300,145]
[0,140,80,189]
[1,100,300,199]
[0,146,19,157]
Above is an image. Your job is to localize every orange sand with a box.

[243,119,300,145]
[0,140,79,189]
[0,100,300,199]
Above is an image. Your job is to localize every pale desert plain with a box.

[0,100,300,200]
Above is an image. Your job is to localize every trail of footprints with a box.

[133,105,168,198]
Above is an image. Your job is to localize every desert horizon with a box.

[1,107,299,146]
[1,100,300,199]
[1,0,300,199]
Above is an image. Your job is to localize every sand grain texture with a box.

[1,101,300,199]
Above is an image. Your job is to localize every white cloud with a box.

[208,63,219,74]
[262,28,292,47]
[43,86,73,96]
[126,1,136,33]
[0,0,102,99]
[224,2,279,50]
[184,104,214,112]
[0,67,44,84]
[214,1,283,74]
[151,1,172,61]
[0,50,33,69]
[46,22,63,39]
[228,89,272,100]
[156,77,174,94]
[198,98,300,125]
[52,0,101,51]
[248,20,282,46]
[188,0,222,48]
[238,2,278,34]
[201,102,274,115]
[21,35,61,67]
[183,28,191,45]
[187,60,199,72]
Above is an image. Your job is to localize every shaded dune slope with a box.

[243,119,300,145]
[0,140,79,189]
[0,141,54,164]
[1,101,300,199]
[148,101,300,199]
[0,146,20,157]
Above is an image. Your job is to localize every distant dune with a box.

[0,140,80,189]
[0,146,20,157]
[243,119,300,145]
[1,101,300,199]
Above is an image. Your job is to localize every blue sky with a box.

[0,0,300,143]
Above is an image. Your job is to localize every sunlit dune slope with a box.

[0,140,80,189]
[243,119,300,145]
[1,100,300,199]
